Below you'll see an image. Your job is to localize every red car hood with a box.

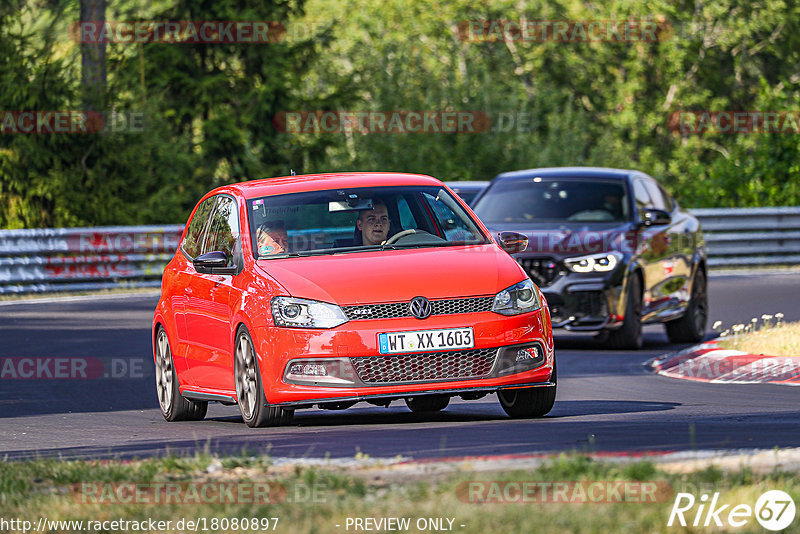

[256,245,526,305]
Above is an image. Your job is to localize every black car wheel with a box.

[665,268,708,343]
[606,273,643,350]
[497,362,557,418]
[155,326,207,422]
[405,395,450,413]
[235,327,294,428]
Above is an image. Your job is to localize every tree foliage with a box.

[1,0,799,228]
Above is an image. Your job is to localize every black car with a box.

[446,181,490,206]
[472,167,708,349]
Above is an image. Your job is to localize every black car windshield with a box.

[473,177,630,223]
[248,185,489,259]
[452,188,483,206]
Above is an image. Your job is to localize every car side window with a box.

[203,196,241,268]
[643,180,667,210]
[657,183,675,211]
[632,180,654,211]
[182,196,217,259]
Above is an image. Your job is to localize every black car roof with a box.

[493,167,635,181]
[445,181,490,189]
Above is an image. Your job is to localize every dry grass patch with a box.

[718,321,800,357]
[1,454,799,533]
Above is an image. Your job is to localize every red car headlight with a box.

[271,296,349,329]
[492,279,541,315]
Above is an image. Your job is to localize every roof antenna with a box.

[290,169,296,176]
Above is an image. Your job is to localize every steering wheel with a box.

[383,229,417,245]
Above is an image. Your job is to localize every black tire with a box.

[606,273,643,350]
[154,326,208,422]
[498,362,557,418]
[405,395,450,413]
[666,268,708,343]
[234,327,294,428]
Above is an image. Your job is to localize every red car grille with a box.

[351,348,498,384]
[343,296,494,320]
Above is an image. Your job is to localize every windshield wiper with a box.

[259,250,324,259]
[258,241,489,260]
[390,240,488,249]
[258,244,395,259]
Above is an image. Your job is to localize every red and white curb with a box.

[649,340,800,385]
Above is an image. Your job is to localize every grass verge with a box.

[717,320,800,357]
[0,453,797,533]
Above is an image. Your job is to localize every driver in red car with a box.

[356,200,391,245]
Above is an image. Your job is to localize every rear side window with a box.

[422,191,477,241]
[182,196,217,259]
[203,196,241,267]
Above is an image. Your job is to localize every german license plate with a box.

[378,327,474,354]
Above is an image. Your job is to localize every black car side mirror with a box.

[193,251,236,274]
[497,231,528,254]
[639,208,672,227]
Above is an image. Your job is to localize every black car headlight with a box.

[271,297,349,328]
[492,279,541,316]
[564,251,622,273]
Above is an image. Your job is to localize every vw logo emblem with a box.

[409,296,432,320]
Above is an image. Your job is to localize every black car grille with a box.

[343,296,494,321]
[351,348,498,384]
[572,291,607,318]
[519,257,564,287]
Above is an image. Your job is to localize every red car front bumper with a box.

[251,308,554,406]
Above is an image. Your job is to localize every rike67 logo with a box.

[668,490,796,531]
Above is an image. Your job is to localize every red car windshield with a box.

[248,186,489,259]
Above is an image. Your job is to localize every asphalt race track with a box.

[1,271,798,460]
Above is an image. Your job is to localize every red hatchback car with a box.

[152,173,556,427]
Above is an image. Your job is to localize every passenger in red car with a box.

[256,221,289,255]
[357,201,391,245]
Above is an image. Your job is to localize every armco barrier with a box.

[690,207,800,267]
[0,225,183,294]
[0,208,797,293]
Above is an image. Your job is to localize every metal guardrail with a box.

[0,208,797,293]
[0,225,183,294]
[690,207,800,267]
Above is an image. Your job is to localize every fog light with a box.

[289,363,328,376]
[515,346,540,362]
[495,343,546,377]
[284,358,359,387]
